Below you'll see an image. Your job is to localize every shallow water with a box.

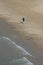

[0,36,33,65]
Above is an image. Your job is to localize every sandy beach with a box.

[0,0,43,65]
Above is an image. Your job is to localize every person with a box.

[22,17,25,22]
[20,17,25,23]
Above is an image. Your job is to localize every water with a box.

[0,36,33,65]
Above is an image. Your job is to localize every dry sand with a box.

[0,0,43,65]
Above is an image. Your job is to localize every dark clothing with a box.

[22,18,25,22]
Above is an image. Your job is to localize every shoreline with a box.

[0,0,43,65]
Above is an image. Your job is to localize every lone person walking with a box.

[20,17,25,23]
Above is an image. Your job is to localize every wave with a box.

[0,36,33,65]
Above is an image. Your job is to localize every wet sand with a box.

[0,0,43,65]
